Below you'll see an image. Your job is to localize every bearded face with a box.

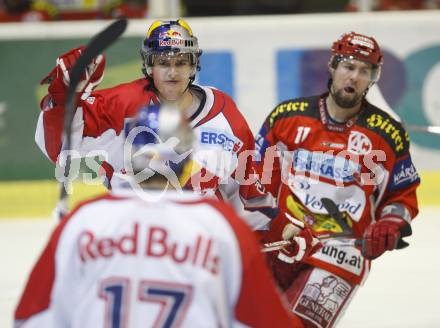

[329,58,374,109]
[330,86,364,108]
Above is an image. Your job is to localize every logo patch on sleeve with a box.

[389,156,420,191]
[199,128,243,153]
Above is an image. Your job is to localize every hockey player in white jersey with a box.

[15,104,304,327]
[35,19,275,229]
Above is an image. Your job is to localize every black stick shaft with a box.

[58,18,127,216]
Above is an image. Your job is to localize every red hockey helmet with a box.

[331,32,383,66]
[330,32,383,83]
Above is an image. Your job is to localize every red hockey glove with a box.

[277,213,322,264]
[362,217,411,260]
[40,46,106,106]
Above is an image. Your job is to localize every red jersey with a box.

[256,93,420,284]
[35,79,275,229]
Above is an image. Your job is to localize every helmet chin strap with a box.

[363,80,377,96]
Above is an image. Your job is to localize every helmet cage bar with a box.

[330,54,381,83]
[145,51,198,67]
[140,50,199,80]
[144,39,196,50]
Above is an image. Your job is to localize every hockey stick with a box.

[320,197,409,250]
[261,238,358,253]
[404,124,440,135]
[260,210,353,253]
[55,18,128,219]
[261,198,410,252]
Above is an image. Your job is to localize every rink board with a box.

[0,170,438,218]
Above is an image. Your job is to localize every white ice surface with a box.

[1,207,439,327]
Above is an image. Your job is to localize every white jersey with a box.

[15,189,300,328]
[35,81,276,230]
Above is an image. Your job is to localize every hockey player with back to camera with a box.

[35,19,278,230]
[16,104,304,327]
[255,32,420,327]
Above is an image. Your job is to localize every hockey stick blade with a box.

[65,18,128,126]
[321,197,352,234]
[58,18,127,217]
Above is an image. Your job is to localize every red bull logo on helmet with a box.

[159,29,183,39]
[158,29,185,47]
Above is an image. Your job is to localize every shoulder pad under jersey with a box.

[358,103,410,154]
[266,95,319,128]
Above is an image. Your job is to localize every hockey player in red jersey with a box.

[16,104,304,327]
[255,32,420,327]
[35,19,274,228]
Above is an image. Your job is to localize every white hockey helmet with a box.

[124,103,194,183]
